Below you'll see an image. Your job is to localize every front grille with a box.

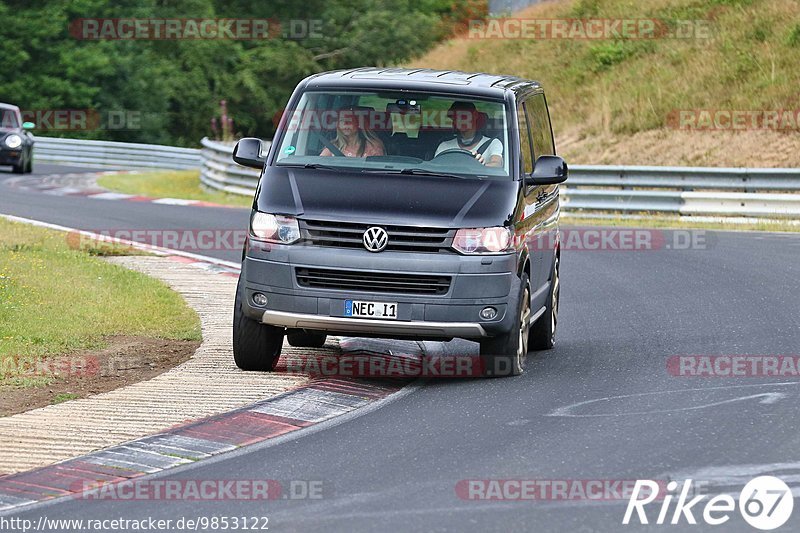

[299,219,453,253]
[296,267,451,295]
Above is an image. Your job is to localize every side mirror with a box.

[525,155,568,186]
[22,122,35,130]
[232,137,265,169]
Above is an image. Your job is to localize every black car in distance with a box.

[0,103,35,174]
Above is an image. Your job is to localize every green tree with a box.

[0,0,482,146]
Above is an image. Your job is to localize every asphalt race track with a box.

[2,165,800,532]
[0,164,250,263]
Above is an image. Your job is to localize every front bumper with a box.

[241,242,520,341]
[0,149,22,165]
[261,309,488,338]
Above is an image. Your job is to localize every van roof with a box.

[303,68,541,98]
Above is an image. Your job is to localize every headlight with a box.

[250,212,300,244]
[453,227,514,254]
[4,134,22,149]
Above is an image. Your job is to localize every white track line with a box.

[0,213,241,270]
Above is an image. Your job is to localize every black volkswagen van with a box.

[232,68,567,377]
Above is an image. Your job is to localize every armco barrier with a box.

[33,136,201,170]
[37,136,800,218]
[566,165,800,192]
[199,137,269,197]
[199,138,800,219]
[563,165,800,217]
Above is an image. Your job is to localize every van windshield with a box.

[274,90,510,179]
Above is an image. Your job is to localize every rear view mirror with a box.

[232,138,265,169]
[525,155,568,186]
[22,122,35,130]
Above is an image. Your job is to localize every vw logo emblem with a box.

[363,226,388,252]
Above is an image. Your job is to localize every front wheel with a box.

[478,273,531,377]
[529,254,560,351]
[232,277,284,371]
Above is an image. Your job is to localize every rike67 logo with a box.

[624,476,793,530]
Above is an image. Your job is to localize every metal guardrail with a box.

[30,135,800,218]
[199,137,269,197]
[200,139,800,218]
[564,165,800,218]
[33,136,202,170]
[25,137,800,218]
[567,165,800,192]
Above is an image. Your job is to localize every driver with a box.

[434,101,503,167]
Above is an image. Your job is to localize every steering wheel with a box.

[431,148,487,167]
[433,148,477,160]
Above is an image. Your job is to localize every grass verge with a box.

[97,169,253,208]
[0,218,202,388]
[413,0,800,167]
[416,0,800,137]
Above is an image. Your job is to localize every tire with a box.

[24,153,32,173]
[11,157,24,174]
[287,330,328,348]
[232,277,284,371]
[529,254,560,351]
[478,273,531,377]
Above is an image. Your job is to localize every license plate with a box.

[344,299,398,319]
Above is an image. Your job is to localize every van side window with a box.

[517,103,534,175]
[529,93,555,157]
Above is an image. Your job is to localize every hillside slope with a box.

[411,0,800,166]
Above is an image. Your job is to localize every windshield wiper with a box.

[279,163,485,180]
[279,163,343,171]
[398,168,481,180]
